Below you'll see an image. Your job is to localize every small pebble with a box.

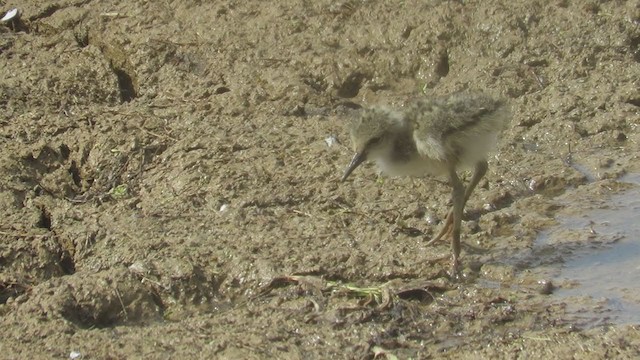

[324,135,339,147]
[538,279,554,295]
[1,8,18,22]
[128,261,148,275]
[424,212,439,226]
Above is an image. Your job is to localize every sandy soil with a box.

[1,0,639,358]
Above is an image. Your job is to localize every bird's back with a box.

[409,91,510,168]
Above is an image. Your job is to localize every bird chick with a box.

[342,90,510,276]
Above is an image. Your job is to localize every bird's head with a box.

[341,107,406,181]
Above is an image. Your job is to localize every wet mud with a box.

[1,0,639,358]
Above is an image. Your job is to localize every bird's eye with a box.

[368,136,382,146]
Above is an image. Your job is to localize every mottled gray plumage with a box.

[342,90,510,275]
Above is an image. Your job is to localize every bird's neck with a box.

[389,131,419,163]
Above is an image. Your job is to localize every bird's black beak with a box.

[341,151,367,182]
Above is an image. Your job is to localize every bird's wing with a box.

[411,92,509,162]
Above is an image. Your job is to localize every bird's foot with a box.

[425,210,454,245]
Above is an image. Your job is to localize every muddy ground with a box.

[1,0,639,358]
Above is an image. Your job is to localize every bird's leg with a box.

[447,167,466,276]
[426,160,488,244]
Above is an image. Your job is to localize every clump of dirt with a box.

[1,0,639,358]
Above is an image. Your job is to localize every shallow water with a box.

[543,174,640,326]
